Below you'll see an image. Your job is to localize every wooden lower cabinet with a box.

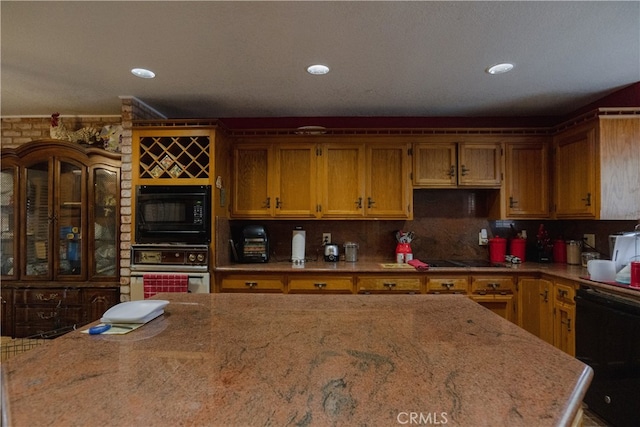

[425,275,469,294]
[470,294,515,323]
[517,277,554,345]
[219,274,285,293]
[6,286,119,338]
[288,276,353,293]
[470,275,516,323]
[1,288,13,337]
[517,276,578,355]
[553,280,577,356]
[356,275,422,293]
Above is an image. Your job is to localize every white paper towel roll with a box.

[292,229,306,262]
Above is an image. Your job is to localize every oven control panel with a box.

[131,245,209,268]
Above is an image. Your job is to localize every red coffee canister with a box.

[489,237,507,264]
[553,240,567,263]
[509,238,526,262]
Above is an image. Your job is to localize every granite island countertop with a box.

[2,293,592,426]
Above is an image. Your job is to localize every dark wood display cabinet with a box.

[1,140,121,337]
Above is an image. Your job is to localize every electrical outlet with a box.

[322,233,331,245]
[583,234,596,248]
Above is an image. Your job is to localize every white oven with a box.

[130,244,211,301]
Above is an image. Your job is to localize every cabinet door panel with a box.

[367,144,410,218]
[274,144,317,217]
[413,143,457,187]
[56,160,85,279]
[232,145,271,217]
[554,128,597,218]
[91,168,119,278]
[321,144,365,217]
[1,166,18,279]
[23,162,51,279]
[458,143,501,187]
[504,142,549,218]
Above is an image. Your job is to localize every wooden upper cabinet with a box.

[554,116,640,220]
[413,140,501,188]
[458,143,502,187]
[232,144,272,217]
[413,143,457,187]
[503,140,550,218]
[366,143,412,218]
[272,143,317,218]
[232,139,412,219]
[232,143,317,218]
[320,143,366,218]
[554,127,597,218]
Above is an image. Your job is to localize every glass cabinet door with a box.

[92,168,118,277]
[24,162,51,278]
[57,161,85,277]
[1,167,17,277]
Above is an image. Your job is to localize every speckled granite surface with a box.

[2,294,591,426]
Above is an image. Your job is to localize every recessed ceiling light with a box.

[486,63,514,75]
[306,64,330,75]
[131,68,156,79]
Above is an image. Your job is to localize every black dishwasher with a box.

[576,288,640,427]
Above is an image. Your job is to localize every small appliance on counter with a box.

[324,243,339,262]
[344,242,359,262]
[232,225,269,263]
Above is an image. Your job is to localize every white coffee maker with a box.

[612,228,640,283]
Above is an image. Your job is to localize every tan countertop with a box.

[216,261,640,299]
[2,293,592,426]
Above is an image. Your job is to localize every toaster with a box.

[324,244,339,262]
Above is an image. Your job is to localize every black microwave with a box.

[135,185,211,244]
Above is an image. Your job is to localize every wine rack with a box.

[138,135,210,179]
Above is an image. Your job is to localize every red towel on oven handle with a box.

[143,273,189,299]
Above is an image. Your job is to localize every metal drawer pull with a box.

[383,282,396,289]
[314,283,327,289]
[441,283,454,290]
[36,293,60,301]
[561,318,572,332]
[558,289,569,298]
[244,282,258,288]
[460,165,470,176]
[488,283,500,290]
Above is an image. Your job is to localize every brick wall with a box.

[1,116,122,148]
[118,97,165,300]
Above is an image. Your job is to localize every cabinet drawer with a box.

[14,305,83,324]
[554,283,576,305]
[13,288,82,304]
[426,276,469,294]
[356,276,422,293]
[220,275,285,292]
[288,276,353,293]
[471,276,515,295]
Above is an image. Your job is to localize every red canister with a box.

[553,240,567,263]
[509,238,526,262]
[489,237,507,264]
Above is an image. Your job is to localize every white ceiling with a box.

[2,1,639,120]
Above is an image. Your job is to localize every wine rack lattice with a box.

[139,136,210,179]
